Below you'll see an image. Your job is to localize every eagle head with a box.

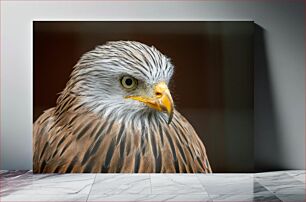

[63,41,175,124]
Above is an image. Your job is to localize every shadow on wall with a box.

[254,24,283,172]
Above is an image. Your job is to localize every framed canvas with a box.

[33,21,254,173]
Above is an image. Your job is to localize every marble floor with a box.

[0,170,305,202]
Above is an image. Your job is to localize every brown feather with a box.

[33,105,212,173]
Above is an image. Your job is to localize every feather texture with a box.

[33,106,211,173]
[33,41,212,173]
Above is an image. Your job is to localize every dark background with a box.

[34,21,254,173]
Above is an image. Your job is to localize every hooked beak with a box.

[126,82,174,124]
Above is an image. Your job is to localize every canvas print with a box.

[33,22,254,173]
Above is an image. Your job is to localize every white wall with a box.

[1,0,304,170]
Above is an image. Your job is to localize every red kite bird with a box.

[33,41,212,173]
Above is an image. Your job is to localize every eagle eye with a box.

[121,76,138,89]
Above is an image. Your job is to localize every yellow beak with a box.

[126,82,174,124]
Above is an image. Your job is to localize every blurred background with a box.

[34,21,254,173]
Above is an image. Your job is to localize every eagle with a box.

[33,41,212,173]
